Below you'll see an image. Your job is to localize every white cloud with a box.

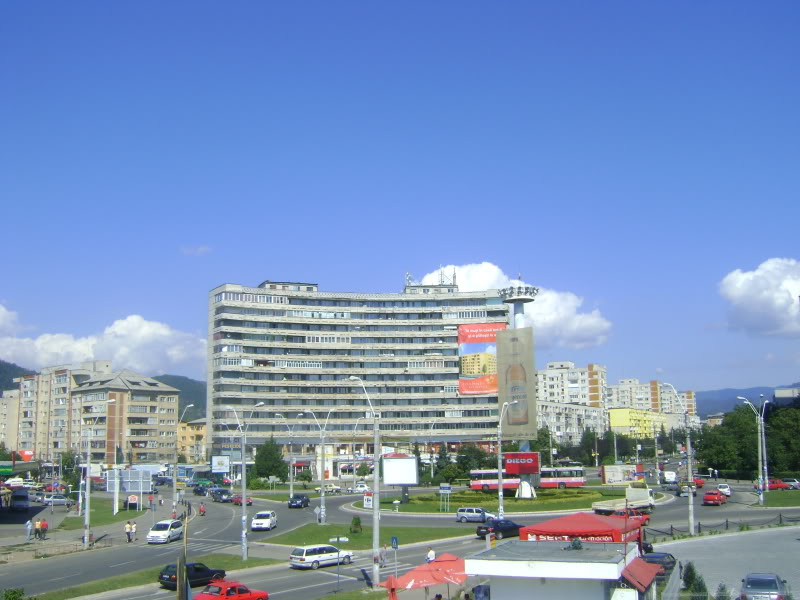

[421,262,611,349]
[180,245,212,256]
[0,307,206,377]
[0,305,20,335]
[719,258,800,338]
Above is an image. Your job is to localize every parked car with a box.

[158,562,225,590]
[640,553,677,582]
[147,519,184,544]
[739,573,792,600]
[781,478,800,490]
[756,479,791,491]
[211,489,233,503]
[232,494,252,506]
[251,511,278,531]
[195,579,269,600]
[702,490,728,506]
[475,518,522,540]
[288,494,310,508]
[44,483,67,492]
[717,483,732,496]
[42,494,74,507]
[314,484,342,494]
[611,508,650,525]
[289,545,354,569]
[194,485,208,496]
[456,507,496,523]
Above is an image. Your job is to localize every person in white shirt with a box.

[426,547,435,563]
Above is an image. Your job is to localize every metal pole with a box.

[497,401,516,519]
[740,397,763,505]
[665,382,693,535]
[761,396,770,496]
[174,405,195,518]
[241,418,248,560]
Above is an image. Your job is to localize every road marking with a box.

[109,560,135,567]
[267,576,361,595]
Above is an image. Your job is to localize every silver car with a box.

[739,573,792,600]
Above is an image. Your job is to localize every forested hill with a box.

[696,383,800,416]
[0,359,36,391]
[153,374,207,421]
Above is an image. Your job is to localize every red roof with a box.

[519,512,642,542]
[622,558,663,591]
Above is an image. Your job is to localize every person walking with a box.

[379,544,388,568]
[132,521,138,541]
[25,519,33,541]
[34,519,42,541]
[124,521,133,543]
[426,546,435,563]
[41,518,49,540]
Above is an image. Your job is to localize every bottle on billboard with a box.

[506,336,529,425]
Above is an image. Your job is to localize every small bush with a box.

[714,582,731,600]
[691,574,708,600]
[350,516,362,533]
[682,561,697,590]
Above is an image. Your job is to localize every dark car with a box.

[740,573,792,600]
[154,476,172,487]
[194,485,208,496]
[158,563,226,590]
[475,518,522,540]
[210,489,233,503]
[288,494,310,508]
[640,553,677,581]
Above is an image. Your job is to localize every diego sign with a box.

[504,452,540,475]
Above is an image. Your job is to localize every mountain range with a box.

[0,359,796,419]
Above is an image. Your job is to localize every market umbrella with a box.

[378,553,467,596]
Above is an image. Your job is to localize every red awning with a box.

[519,512,642,543]
[622,558,664,592]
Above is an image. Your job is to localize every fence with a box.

[644,512,800,540]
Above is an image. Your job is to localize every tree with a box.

[683,561,697,590]
[296,470,313,489]
[691,574,709,600]
[714,582,732,600]
[437,463,464,483]
[177,454,187,464]
[456,444,490,474]
[0,442,12,461]
[435,444,449,475]
[356,462,371,478]
[59,449,81,491]
[253,437,288,481]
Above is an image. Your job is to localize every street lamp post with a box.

[227,401,265,560]
[664,382,695,535]
[352,416,367,492]
[173,404,195,510]
[83,398,115,550]
[275,413,303,499]
[350,376,380,588]
[307,409,334,524]
[428,419,440,478]
[496,401,518,519]
[740,395,770,505]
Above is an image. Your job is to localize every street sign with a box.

[391,536,399,549]
[439,483,452,495]
[329,536,350,543]
[363,492,373,508]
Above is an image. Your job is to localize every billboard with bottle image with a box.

[457,323,507,395]
[496,327,538,439]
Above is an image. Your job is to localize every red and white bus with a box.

[469,466,586,491]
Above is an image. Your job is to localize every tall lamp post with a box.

[307,409,334,524]
[496,401,518,519]
[428,418,440,478]
[350,376,381,588]
[83,398,115,550]
[173,404,195,509]
[275,413,303,498]
[664,382,695,535]
[740,395,770,505]
[352,415,367,492]
[227,401,265,560]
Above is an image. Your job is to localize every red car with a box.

[45,483,66,492]
[195,580,268,600]
[693,477,705,489]
[702,490,727,505]
[754,479,790,491]
[611,508,650,525]
[232,495,252,506]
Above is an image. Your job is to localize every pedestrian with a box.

[34,519,42,541]
[125,521,132,543]
[679,561,683,581]
[41,518,49,540]
[187,501,192,516]
[25,519,33,541]
[159,497,164,506]
[379,543,388,568]
[132,521,137,541]
[172,510,177,520]
[426,546,435,563]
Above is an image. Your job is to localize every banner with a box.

[504,452,540,475]
[458,323,507,395]
[211,455,230,474]
[496,327,538,439]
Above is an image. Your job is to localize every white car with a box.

[347,482,371,494]
[251,510,278,531]
[147,519,183,544]
[290,544,354,570]
[717,483,732,497]
[42,494,74,507]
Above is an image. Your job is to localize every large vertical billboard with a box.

[497,327,537,439]
[458,323,507,395]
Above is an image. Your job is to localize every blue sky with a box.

[1,2,799,391]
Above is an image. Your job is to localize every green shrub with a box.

[714,582,731,600]
[682,561,697,590]
[691,574,708,600]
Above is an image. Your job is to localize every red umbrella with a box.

[379,553,467,592]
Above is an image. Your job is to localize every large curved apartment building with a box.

[207,279,510,461]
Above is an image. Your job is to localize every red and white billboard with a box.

[458,323,507,395]
[504,452,540,475]
[457,323,506,344]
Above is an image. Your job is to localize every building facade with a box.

[178,418,207,463]
[0,389,20,452]
[207,279,511,460]
[536,361,608,408]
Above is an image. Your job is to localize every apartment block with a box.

[608,408,667,438]
[0,389,20,451]
[178,418,207,464]
[535,361,607,408]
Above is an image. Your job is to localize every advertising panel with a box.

[496,327,537,439]
[457,323,507,395]
[504,452,541,475]
[382,456,419,486]
[211,455,231,474]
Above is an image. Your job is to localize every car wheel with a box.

[558,483,566,489]
[459,517,467,523]
[496,532,504,540]
[482,485,490,492]
[311,561,320,570]
[342,556,352,565]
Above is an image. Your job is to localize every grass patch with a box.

[34,553,279,600]
[58,497,150,531]
[350,488,624,514]
[264,523,471,549]
[763,491,800,508]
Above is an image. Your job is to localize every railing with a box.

[644,512,800,540]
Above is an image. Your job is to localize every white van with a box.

[250,511,278,531]
[289,545,354,569]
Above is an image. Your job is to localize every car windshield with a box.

[152,523,170,531]
[254,513,271,519]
